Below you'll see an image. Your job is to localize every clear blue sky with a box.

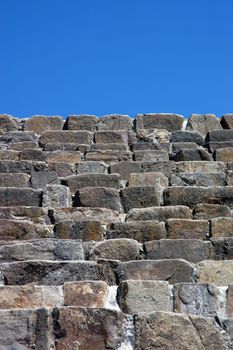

[0,0,232,118]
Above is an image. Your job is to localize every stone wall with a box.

[1,113,233,348]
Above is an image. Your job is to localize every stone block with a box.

[186,114,222,136]
[170,171,226,187]
[206,141,233,153]
[145,239,214,263]
[121,186,160,212]
[227,171,233,186]
[9,140,39,151]
[0,220,52,241]
[109,161,142,180]
[131,141,163,151]
[0,173,30,187]
[0,131,38,145]
[48,161,74,177]
[206,129,233,142]
[0,188,42,206]
[126,205,192,222]
[166,218,209,239]
[54,220,104,241]
[172,141,199,153]
[133,150,169,162]
[0,160,47,174]
[90,142,128,151]
[0,150,20,160]
[226,285,233,317]
[42,185,71,208]
[214,147,233,161]
[196,260,233,286]
[221,114,233,129]
[97,114,132,131]
[172,130,204,145]
[0,114,19,132]
[117,259,194,284]
[135,113,184,131]
[89,238,141,262]
[94,130,128,144]
[20,148,47,161]
[63,281,108,307]
[173,148,212,161]
[0,206,49,224]
[142,160,176,175]
[23,115,63,134]
[210,217,233,238]
[76,187,123,212]
[46,150,81,163]
[176,160,226,173]
[31,170,58,189]
[211,238,233,260]
[193,203,231,219]
[42,142,78,151]
[106,220,167,242]
[117,280,171,314]
[62,173,120,192]
[76,161,108,174]
[39,130,92,147]
[63,114,98,131]
[85,150,132,162]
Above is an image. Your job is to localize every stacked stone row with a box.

[1,113,233,349]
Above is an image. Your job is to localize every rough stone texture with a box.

[76,161,108,174]
[20,148,47,161]
[0,114,19,132]
[48,161,74,177]
[0,150,20,160]
[89,238,141,262]
[62,173,120,192]
[117,259,194,284]
[121,186,160,212]
[176,160,226,173]
[63,281,108,307]
[170,171,226,187]
[0,160,47,174]
[145,239,214,263]
[0,220,52,241]
[226,285,233,317]
[211,238,233,260]
[0,173,30,187]
[0,206,49,224]
[186,114,222,136]
[172,130,204,145]
[210,217,233,238]
[136,113,184,131]
[46,150,81,163]
[0,188,42,206]
[214,147,233,161]
[226,171,233,186]
[63,114,98,131]
[133,150,169,162]
[174,149,212,161]
[206,129,233,142]
[94,130,128,144]
[166,219,209,239]
[23,115,63,134]
[31,170,58,188]
[42,184,72,208]
[39,130,92,147]
[196,260,233,286]
[0,131,38,145]
[193,203,231,219]
[97,114,132,131]
[126,205,192,222]
[110,161,142,180]
[117,280,171,314]
[221,114,233,129]
[85,149,132,162]
[107,220,167,242]
[76,187,123,212]
[54,220,104,241]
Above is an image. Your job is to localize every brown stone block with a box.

[193,203,231,219]
[210,217,233,238]
[54,220,104,241]
[0,150,20,160]
[133,150,169,162]
[62,173,120,192]
[0,173,30,187]
[20,148,47,161]
[0,206,49,224]
[46,150,81,163]
[176,160,226,173]
[85,150,132,162]
[121,186,160,212]
[214,147,233,161]
[196,260,233,286]
[109,161,142,180]
[126,205,192,222]
[136,113,184,131]
[64,114,98,131]
[48,161,74,177]
[97,114,133,131]
[0,114,19,132]
[94,130,128,144]
[39,130,93,147]
[0,188,42,206]
[23,115,64,134]
[186,113,222,136]
[166,219,209,239]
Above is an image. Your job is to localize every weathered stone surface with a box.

[214,147,233,161]
[94,130,128,144]
[174,149,212,161]
[23,115,63,134]
[46,150,81,164]
[172,142,199,153]
[136,113,184,131]
[110,161,142,180]
[0,173,30,187]
[0,188,42,206]
[43,142,78,151]
[227,171,233,186]
[193,203,231,220]
[0,308,53,348]
[226,285,233,317]
[39,130,92,147]
[164,186,233,208]
[145,239,214,263]
[172,130,204,145]
[76,187,122,212]
[91,143,129,151]
[117,280,171,314]
[131,141,163,151]
[0,220,52,241]
[196,260,233,285]
[117,259,194,283]
[107,220,167,242]
[9,140,39,151]
[85,150,132,162]
[48,161,74,177]
[166,219,209,239]
[54,220,104,241]
[64,281,108,307]
[174,283,222,317]
[0,114,19,132]
[20,148,47,161]
[221,114,233,129]
[76,161,108,174]
[138,128,170,144]
[43,184,71,208]
[170,171,226,187]
[0,160,47,174]
[133,150,169,162]
[126,205,192,222]
[64,114,98,131]
[0,150,20,160]
[186,114,222,136]
[89,238,141,262]
[176,160,226,173]
[0,131,38,145]
[211,238,233,260]
[0,285,63,309]
[206,129,233,142]
[54,307,127,350]
[142,160,177,175]
[206,141,233,153]
[97,114,132,131]
[62,173,120,192]
[0,206,49,224]
[121,186,160,212]
[1,260,112,285]
[31,170,58,189]
[210,217,233,238]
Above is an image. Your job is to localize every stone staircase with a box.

[1,113,233,348]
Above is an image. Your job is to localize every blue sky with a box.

[0,0,232,118]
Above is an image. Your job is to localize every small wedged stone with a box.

[144,239,214,263]
[106,220,167,242]
[88,238,141,262]
[62,173,120,192]
[117,280,171,314]
[76,187,123,212]
[76,161,108,174]
[94,130,128,144]
[126,205,192,222]
[210,217,233,238]
[196,260,233,286]
[42,185,72,208]
[186,114,222,136]
[54,220,104,241]
[135,113,184,131]
[97,114,133,131]
[20,148,47,161]
[221,114,233,129]
[117,259,194,284]
[109,161,142,180]
[166,218,209,239]
[173,148,212,161]
[0,220,52,241]
[133,150,169,162]
[85,150,132,162]
[176,160,226,173]
[121,186,160,212]
[0,114,20,132]
[0,188,42,206]
[30,170,58,189]
[193,204,231,219]
[170,171,226,187]
[63,281,108,307]
[172,130,204,145]
[0,207,49,224]
[0,173,30,187]
[23,115,64,134]
[39,130,93,147]
[214,147,233,161]
[63,114,98,131]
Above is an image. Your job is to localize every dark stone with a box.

[135,113,184,131]
[206,129,233,142]
[0,188,42,206]
[39,130,93,147]
[173,149,212,161]
[172,130,204,145]
[193,204,231,219]
[31,171,58,189]
[54,220,104,241]
[126,205,192,222]
[221,114,233,129]
[121,186,160,212]
[63,115,98,131]
[61,173,120,192]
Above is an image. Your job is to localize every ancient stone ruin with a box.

[1,112,233,348]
